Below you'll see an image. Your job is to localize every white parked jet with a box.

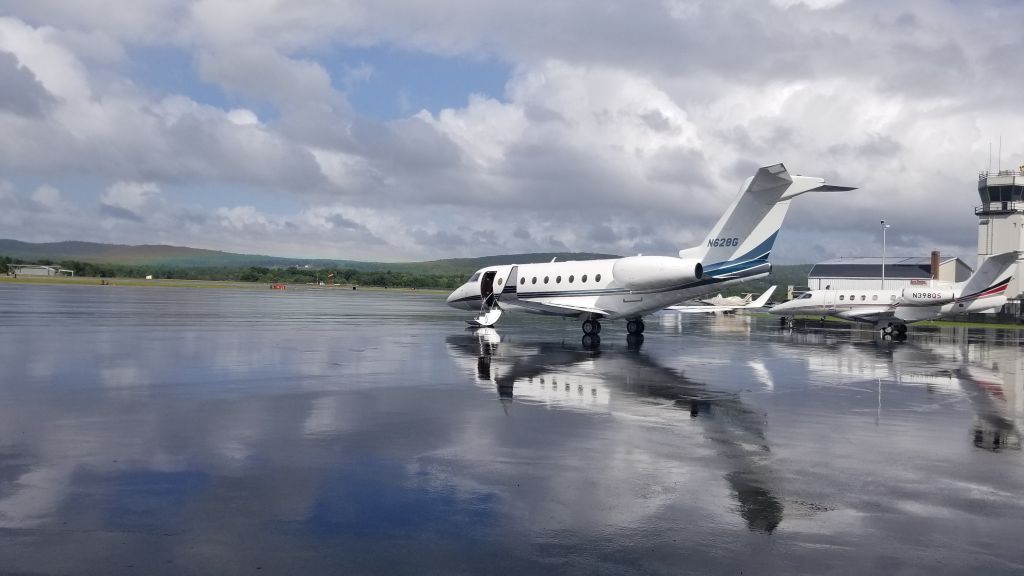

[446,163,854,341]
[667,285,777,313]
[770,251,1018,337]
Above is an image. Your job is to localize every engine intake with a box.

[612,256,703,290]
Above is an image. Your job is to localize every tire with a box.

[593,320,602,334]
[583,320,596,334]
[626,320,641,334]
[896,324,907,335]
[638,319,645,334]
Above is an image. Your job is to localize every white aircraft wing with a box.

[535,300,610,318]
[667,304,745,313]
[748,286,776,308]
[832,307,896,324]
[668,286,777,313]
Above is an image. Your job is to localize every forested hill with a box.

[0,239,615,272]
[0,238,808,295]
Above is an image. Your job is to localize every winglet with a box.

[748,286,777,308]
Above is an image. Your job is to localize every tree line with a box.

[1,255,467,290]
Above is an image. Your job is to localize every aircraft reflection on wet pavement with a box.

[447,324,1024,533]
[789,331,1023,451]
[446,328,785,534]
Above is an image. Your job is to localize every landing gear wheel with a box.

[582,334,601,349]
[583,319,597,335]
[626,333,644,349]
[626,319,642,335]
[593,320,602,334]
[881,324,894,337]
[896,324,907,335]
[638,319,645,334]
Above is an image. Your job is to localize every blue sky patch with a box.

[328,47,511,119]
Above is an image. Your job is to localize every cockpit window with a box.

[469,272,481,282]
[800,293,813,299]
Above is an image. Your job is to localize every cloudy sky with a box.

[1,0,1022,263]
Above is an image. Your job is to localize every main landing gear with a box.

[581,318,602,349]
[880,322,908,341]
[580,317,647,349]
[626,318,645,335]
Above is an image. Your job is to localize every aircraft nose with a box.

[446,285,464,308]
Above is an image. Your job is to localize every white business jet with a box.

[770,251,1018,337]
[446,163,854,342]
[667,285,777,313]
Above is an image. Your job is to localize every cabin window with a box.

[890,295,897,302]
[544,276,549,284]
[839,295,845,301]
[849,295,854,301]
[860,295,866,301]
[556,275,562,283]
[582,274,588,282]
[596,274,602,282]
[520,278,525,285]
[800,293,813,299]
[469,272,481,282]
[872,294,878,301]
[497,278,503,286]
[569,275,575,283]
[532,277,537,284]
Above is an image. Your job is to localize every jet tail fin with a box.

[680,163,855,267]
[956,251,1019,300]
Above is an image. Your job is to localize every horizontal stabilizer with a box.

[683,163,856,266]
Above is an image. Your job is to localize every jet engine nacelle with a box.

[900,286,955,305]
[612,256,703,290]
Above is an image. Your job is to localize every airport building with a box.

[976,166,1024,299]
[7,264,75,277]
[807,253,972,291]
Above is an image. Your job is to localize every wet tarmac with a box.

[1,284,1023,575]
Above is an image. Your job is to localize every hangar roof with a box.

[809,256,966,279]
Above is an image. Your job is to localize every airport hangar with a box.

[7,264,74,277]
[807,253,972,291]
[797,164,1024,314]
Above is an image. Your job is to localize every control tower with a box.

[976,163,1024,300]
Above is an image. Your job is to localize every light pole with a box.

[880,220,891,289]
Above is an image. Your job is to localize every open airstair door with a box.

[467,267,515,327]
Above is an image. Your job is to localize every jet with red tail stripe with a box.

[770,251,1019,337]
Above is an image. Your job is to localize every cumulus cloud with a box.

[29,185,66,212]
[0,1,1022,261]
[0,50,57,116]
[100,181,161,221]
